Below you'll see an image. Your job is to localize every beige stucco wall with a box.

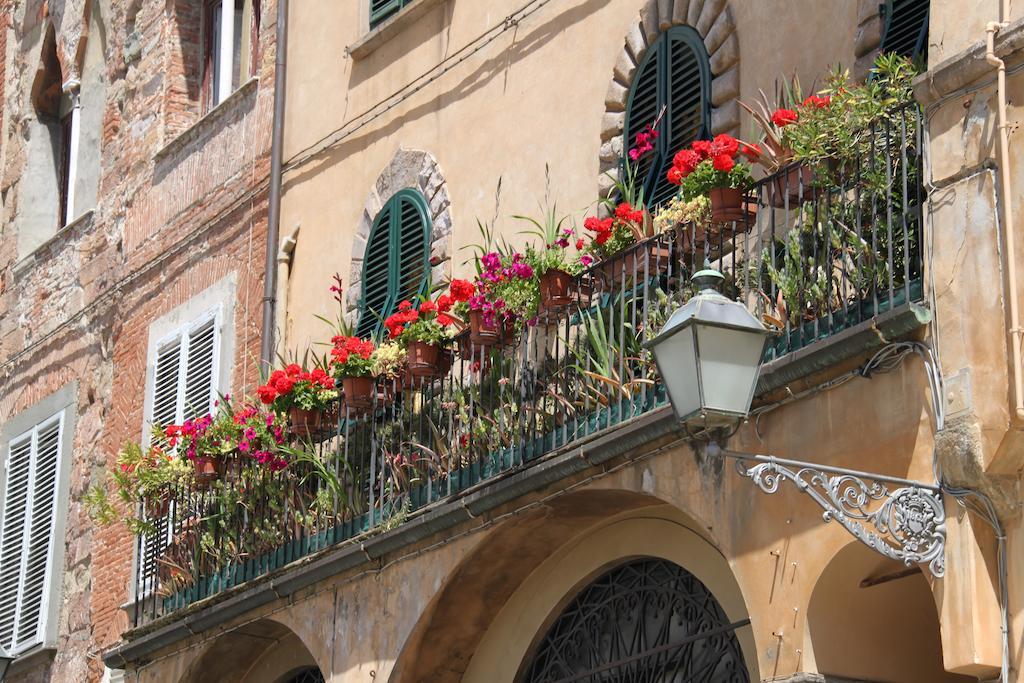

[279,0,861,353]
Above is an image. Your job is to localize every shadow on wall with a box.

[807,541,974,683]
[283,0,613,192]
[178,618,323,683]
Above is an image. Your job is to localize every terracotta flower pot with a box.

[469,309,501,347]
[341,375,375,412]
[538,268,577,313]
[709,187,749,223]
[407,340,442,378]
[288,406,323,436]
[192,457,224,488]
[769,165,820,208]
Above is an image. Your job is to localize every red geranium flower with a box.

[710,133,739,157]
[419,300,437,314]
[256,385,277,404]
[802,95,830,109]
[449,279,474,302]
[672,149,701,175]
[575,238,585,250]
[712,154,735,172]
[771,108,798,127]
[273,376,296,395]
[285,363,301,377]
[397,300,413,311]
[437,313,455,327]
[667,167,684,185]
[692,139,713,158]
[437,294,453,313]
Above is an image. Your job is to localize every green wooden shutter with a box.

[370,0,405,28]
[624,26,711,209]
[356,189,431,338]
[394,192,431,306]
[880,0,929,65]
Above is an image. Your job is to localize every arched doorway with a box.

[177,619,325,683]
[807,542,973,683]
[520,558,750,682]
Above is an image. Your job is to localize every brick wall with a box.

[0,0,277,680]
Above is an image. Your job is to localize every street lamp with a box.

[0,646,13,681]
[644,266,947,579]
[643,267,770,431]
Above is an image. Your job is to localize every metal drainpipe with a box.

[261,0,289,370]
[985,15,1024,421]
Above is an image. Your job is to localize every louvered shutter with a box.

[625,41,662,206]
[152,339,182,430]
[0,436,32,651]
[356,205,394,338]
[370,0,404,28]
[880,0,929,64]
[183,318,218,419]
[394,193,430,307]
[356,190,431,338]
[17,419,61,651]
[624,26,711,209]
[0,414,63,654]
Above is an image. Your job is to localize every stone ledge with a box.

[757,303,932,395]
[12,209,96,280]
[913,15,1024,106]
[103,305,932,667]
[347,0,450,61]
[154,77,260,163]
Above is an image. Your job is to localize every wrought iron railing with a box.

[131,104,924,627]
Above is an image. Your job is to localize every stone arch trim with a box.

[599,0,740,197]
[345,148,452,327]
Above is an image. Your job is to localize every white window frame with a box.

[0,384,76,657]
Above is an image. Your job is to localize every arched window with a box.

[880,0,929,66]
[625,26,712,209]
[356,188,432,338]
[521,558,749,682]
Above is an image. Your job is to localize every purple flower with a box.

[512,262,534,279]
[580,254,594,267]
[482,252,501,272]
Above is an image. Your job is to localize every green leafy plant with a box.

[86,437,192,535]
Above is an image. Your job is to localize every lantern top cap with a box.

[691,267,724,292]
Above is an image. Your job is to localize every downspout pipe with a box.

[261,0,289,370]
[985,19,1024,421]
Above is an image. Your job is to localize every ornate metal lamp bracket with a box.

[707,443,946,578]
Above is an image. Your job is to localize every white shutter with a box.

[152,337,184,430]
[17,418,61,650]
[139,310,220,596]
[0,413,64,654]
[183,318,218,419]
[0,435,32,651]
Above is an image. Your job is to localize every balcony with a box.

[127,104,926,631]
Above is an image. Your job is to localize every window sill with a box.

[12,209,96,280]
[347,0,450,60]
[154,77,260,162]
